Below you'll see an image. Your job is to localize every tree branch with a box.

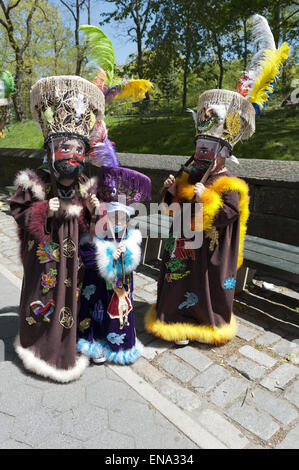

[20,0,39,55]
[60,0,77,21]
[7,0,22,14]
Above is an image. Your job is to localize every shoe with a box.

[92,355,106,364]
[195,338,207,344]
[174,339,189,346]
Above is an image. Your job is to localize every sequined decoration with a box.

[27,299,55,324]
[223,112,241,143]
[64,278,72,288]
[28,240,34,251]
[224,277,236,290]
[63,237,76,259]
[41,269,57,294]
[79,317,91,332]
[59,307,74,329]
[36,242,60,263]
[205,226,219,251]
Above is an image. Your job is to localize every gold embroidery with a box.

[79,318,91,332]
[26,316,36,326]
[59,307,74,329]
[45,183,52,195]
[223,112,241,143]
[28,240,34,251]
[205,226,219,251]
[63,237,76,259]
[64,278,72,288]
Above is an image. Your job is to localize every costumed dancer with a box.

[77,148,151,364]
[10,75,104,382]
[145,14,289,346]
[75,23,152,364]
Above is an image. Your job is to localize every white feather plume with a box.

[248,14,276,76]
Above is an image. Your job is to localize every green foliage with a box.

[0,120,44,149]
[1,102,298,161]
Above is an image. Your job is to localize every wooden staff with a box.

[47,145,59,198]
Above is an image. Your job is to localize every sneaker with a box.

[195,338,207,344]
[92,355,106,364]
[174,339,189,346]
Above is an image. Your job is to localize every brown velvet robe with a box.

[145,170,250,344]
[10,168,96,382]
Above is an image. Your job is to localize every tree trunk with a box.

[243,18,248,71]
[136,24,143,79]
[182,58,188,112]
[13,60,26,121]
[272,2,281,46]
[213,33,224,89]
[75,1,81,75]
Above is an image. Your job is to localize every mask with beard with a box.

[181,160,212,185]
[50,136,86,180]
[183,136,230,184]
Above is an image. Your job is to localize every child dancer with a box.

[77,153,151,364]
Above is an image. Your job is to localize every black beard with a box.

[54,158,84,179]
[181,159,212,185]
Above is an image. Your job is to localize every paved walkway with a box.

[0,201,298,450]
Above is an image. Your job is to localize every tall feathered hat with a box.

[30,75,105,148]
[189,14,289,155]
[0,70,14,106]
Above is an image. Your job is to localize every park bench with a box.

[130,214,299,291]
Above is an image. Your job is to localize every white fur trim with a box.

[123,229,142,272]
[95,238,116,281]
[80,177,97,198]
[60,202,83,218]
[14,170,45,201]
[94,230,142,280]
[14,337,89,383]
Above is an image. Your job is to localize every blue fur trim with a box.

[123,246,134,272]
[77,338,105,359]
[104,246,115,278]
[92,338,144,365]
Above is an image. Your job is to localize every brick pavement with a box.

[0,203,298,450]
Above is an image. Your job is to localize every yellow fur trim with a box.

[145,305,238,344]
[175,174,249,269]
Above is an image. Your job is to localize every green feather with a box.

[0,71,15,98]
[79,25,115,85]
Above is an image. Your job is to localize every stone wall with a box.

[1,149,299,246]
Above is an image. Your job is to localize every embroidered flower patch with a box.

[41,269,57,294]
[224,277,236,290]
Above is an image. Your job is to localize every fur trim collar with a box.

[95,229,142,281]
[80,177,98,199]
[14,169,45,201]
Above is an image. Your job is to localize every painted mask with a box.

[51,136,85,179]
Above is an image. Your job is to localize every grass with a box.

[1,104,298,161]
[0,119,44,149]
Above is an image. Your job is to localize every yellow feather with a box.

[114,79,153,102]
[249,42,290,110]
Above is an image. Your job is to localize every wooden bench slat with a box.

[246,235,299,255]
[243,249,299,275]
[244,240,299,264]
